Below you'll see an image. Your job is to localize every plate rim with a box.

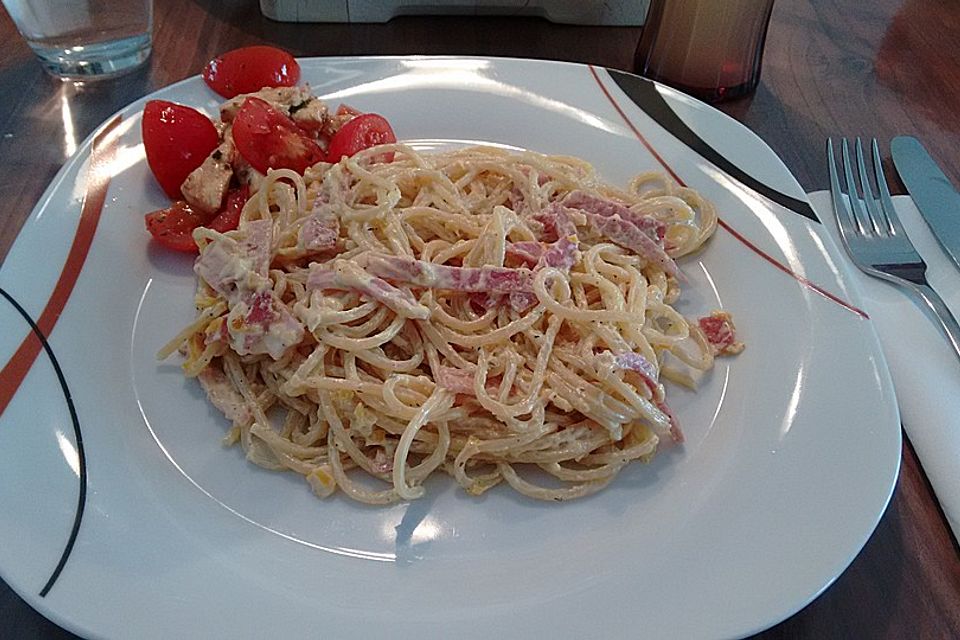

[0,55,901,640]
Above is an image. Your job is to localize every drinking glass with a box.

[634,0,776,103]
[2,0,152,79]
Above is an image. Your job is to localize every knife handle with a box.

[910,282,960,364]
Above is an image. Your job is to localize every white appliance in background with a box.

[259,0,650,25]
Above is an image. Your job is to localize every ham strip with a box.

[505,241,544,267]
[608,350,683,443]
[539,236,579,271]
[307,262,430,320]
[365,254,535,294]
[560,191,677,276]
[582,212,679,278]
[563,191,665,242]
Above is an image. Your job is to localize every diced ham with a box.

[470,291,538,313]
[559,192,674,276]
[698,311,744,356]
[365,254,535,294]
[371,449,393,474]
[532,201,578,241]
[181,136,236,214]
[436,366,476,394]
[436,366,504,396]
[226,289,305,359]
[297,209,340,254]
[195,219,273,297]
[195,220,304,359]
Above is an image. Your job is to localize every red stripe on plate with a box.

[0,115,123,417]
[716,218,869,319]
[588,65,684,186]
[587,65,868,320]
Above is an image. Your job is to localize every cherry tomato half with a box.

[325,113,397,163]
[208,186,250,233]
[142,100,219,200]
[232,97,325,175]
[144,201,208,252]
[202,46,300,99]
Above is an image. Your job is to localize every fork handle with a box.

[910,283,960,363]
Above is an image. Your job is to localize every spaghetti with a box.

[159,143,741,503]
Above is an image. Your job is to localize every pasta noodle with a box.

[159,143,741,504]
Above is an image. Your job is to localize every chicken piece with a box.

[219,86,315,123]
[233,154,266,193]
[289,96,328,133]
[181,135,236,214]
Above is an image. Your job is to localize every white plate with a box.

[0,57,900,640]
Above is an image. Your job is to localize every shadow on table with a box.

[0,581,81,639]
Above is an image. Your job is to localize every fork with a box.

[827,137,960,362]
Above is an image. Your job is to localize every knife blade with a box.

[891,136,960,272]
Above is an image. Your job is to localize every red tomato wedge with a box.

[208,186,250,233]
[144,201,208,252]
[142,100,219,199]
[326,113,397,163]
[202,46,300,99]
[232,97,325,174]
[145,187,250,252]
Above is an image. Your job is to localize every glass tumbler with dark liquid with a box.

[634,0,776,103]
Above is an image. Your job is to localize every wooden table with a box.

[1,0,958,637]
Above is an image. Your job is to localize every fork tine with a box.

[854,138,883,234]
[827,139,858,245]
[871,138,906,236]
[841,139,872,235]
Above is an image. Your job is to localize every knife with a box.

[891,136,960,272]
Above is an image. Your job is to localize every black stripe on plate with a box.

[0,286,87,597]
[606,68,820,223]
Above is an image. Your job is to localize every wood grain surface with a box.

[1,0,958,638]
